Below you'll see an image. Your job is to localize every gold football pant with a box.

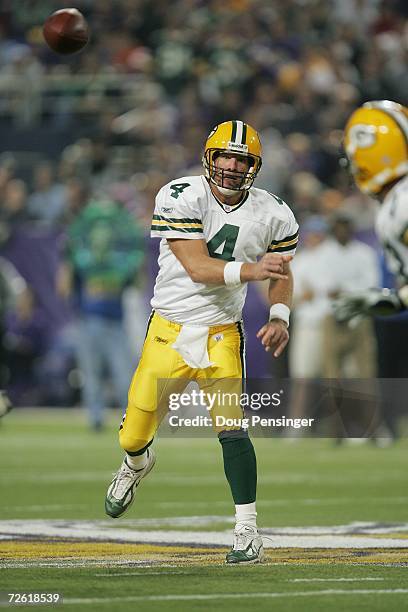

[119,311,246,453]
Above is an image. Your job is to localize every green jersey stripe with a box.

[152,215,202,224]
[267,243,298,253]
[269,230,299,245]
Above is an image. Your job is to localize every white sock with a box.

[125,451,148,471]
[235,502,257,530]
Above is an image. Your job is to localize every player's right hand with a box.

[252,253,292,281]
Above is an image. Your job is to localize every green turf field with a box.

[1,409,407,611]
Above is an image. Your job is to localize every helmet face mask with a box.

[344,100,408,196]
[203,121,262,193]
[205,149,258,193]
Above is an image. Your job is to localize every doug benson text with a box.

[168,415,315,429]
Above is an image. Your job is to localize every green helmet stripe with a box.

[241,122,247,144]
[231,120,237,142]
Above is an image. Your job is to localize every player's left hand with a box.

[256,320,289,357]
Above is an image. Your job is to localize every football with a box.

[43,8,89,55]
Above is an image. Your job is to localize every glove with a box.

[333,288,405,323]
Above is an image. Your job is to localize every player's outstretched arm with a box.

[168,239,292,284]
[334,286,408,322]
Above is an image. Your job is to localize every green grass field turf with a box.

[0,409,407,611]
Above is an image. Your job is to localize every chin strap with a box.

[216,184,241,196]
[208,175,243,196]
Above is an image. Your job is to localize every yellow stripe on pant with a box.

[119,312,245,453]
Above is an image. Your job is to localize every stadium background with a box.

[0,2,408,610]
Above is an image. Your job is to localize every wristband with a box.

[269,303,290,326]
[224,262,243,287]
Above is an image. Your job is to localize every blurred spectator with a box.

[61,177,90,224]
[0,255,27,387]
[288,171,323,219]
[0,252,49,406]
[290,216,331,379]
[0,179,31,227]
[57,199,144,430]
[1,44,43,126]
[320,213,379,378]
[317,188,346,218]
[289,212,380,438]
[288,216,330,431]
[27,160,67,226]
[3,286,49,405]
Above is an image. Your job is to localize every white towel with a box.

[172,324,214,369]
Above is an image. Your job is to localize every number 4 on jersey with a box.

[207,224,239,261]
[170,183,191,199]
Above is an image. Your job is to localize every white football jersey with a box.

[150,175,298,325]
[376,174,408,284]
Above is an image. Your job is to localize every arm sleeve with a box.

[267,204,299,257]
[151,183,204,240]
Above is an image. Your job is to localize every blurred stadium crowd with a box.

[0,1,407,430]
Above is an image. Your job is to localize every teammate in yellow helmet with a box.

[335,100,408,321]
[344,100,408,197]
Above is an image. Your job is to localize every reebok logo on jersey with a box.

[161,207,174,213]
[154,336,169,344]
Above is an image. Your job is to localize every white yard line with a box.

[289,578,385,582]
[59,589,408,605]
[3,504,86,512]
[95,571,193,577]
[1,561,175,569]
[96,574,386,580]
[1,520,408,548]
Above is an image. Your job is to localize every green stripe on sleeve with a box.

[269,230,299,246]
[151,225,203,233]
[152,214,202,224]
[267,243,298,253]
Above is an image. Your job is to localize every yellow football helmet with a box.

[203,120,262,192]
[344,100,408,196]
